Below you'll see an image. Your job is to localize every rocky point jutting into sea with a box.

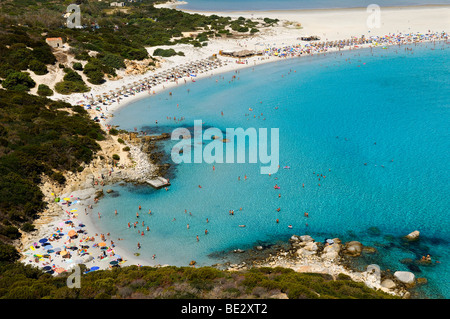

[218,232,429,299]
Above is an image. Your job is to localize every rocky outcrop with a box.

[343,241,363,257]
[244,234,415,298]
[124,58,160,75]
[321,242,341,261]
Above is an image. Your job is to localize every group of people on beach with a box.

[75,31,448,131]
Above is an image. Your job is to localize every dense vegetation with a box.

[0,0,277,92]
[153,48,185,57]
[0,89,104,245]
[0,263,397,299]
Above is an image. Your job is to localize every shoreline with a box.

[16,3,449,296]
[156,0,450,12]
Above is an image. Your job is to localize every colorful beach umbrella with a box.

[68,230,77,237]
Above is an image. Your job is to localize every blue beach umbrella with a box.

[39,239,48,243]
[90,266,100,271]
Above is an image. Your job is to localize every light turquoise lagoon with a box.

[93,42,450,298]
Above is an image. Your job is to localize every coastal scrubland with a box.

[0,263,396,299]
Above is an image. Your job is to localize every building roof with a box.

[46,37,63,41]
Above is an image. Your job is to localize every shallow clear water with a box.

[94,43,450,298]
[180,0,450,11]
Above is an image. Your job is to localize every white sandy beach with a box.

[42,3,450,120]
[18,2,449,285]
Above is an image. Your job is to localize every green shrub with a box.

[20,222,36,232]
[29,60,48,75]
[2,72,36,92]
[122,146,130,152]
[112,154,120,161]
[86,70,104,85]
[0,225,21,240]
[99,53,125,70]
[83,60,105,85]
[0,242,20,263]
[153,48,177,57]
[74,51,90,61]
[72,62,83,71]
[37,84,53,96]
[31,45,56,65]
[51,172,66,184]
[109,128,119,135]
[63,70,83,83]
[54,81,90,94]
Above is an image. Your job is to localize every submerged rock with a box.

[405,230,420,241]
[400,258,413,265]
[344,241,363,257]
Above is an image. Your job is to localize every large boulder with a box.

[296,242,318,256]
[299,235,314,243]
[381,279,397,289]
[394,271,416,286]
[405,230,420,241]
[321,243,341,260]
[303,241,318,252]
[344,241,363,257]
[366,264,381,280]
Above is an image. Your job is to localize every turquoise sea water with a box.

[180,0,450,11]
[94,43,450,298]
